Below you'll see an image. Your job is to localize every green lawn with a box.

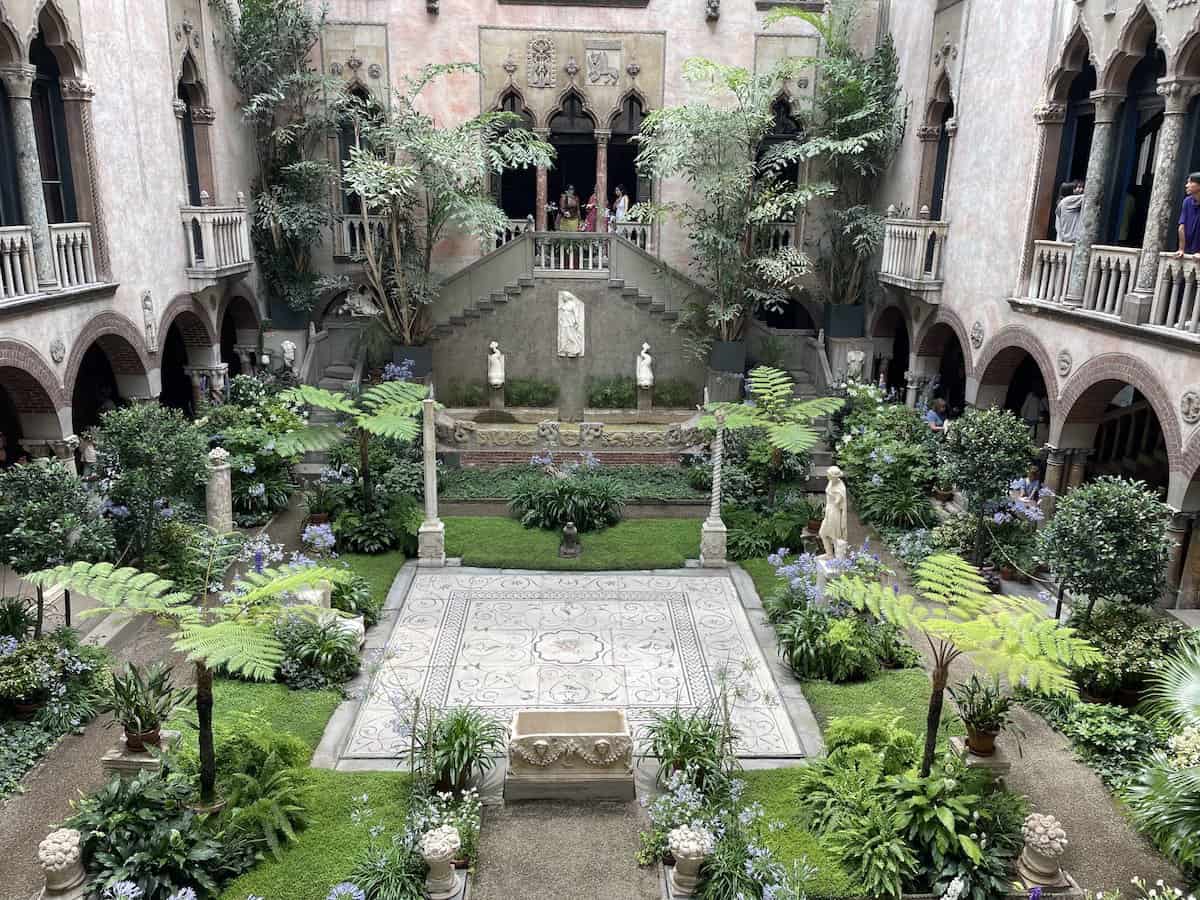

[802,668,963,750]
[444,516,700,569]
[219,769,412,900]
[739,557,783,600]
[740,768,864,899]
[340,550,407,607]
[168,679,342,754]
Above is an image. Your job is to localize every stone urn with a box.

[38,828,85,894]
[667,825,715,898]
[1017,813,1069,887]
[421,824,462,900]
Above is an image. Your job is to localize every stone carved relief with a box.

[585,44,621,86]
[527,37,556,89]
[537,421,560,444]
[1056,348,1072,377]
[564,56,580,78]
[1182,389,1200,425]
[626,60,641,77]
[970,320,984,349]
[509,734,633,769]
[932,30,958,68]
[557,290,585,357]
[706,0,720,19]
[49,338,65,364]
[368,63,382,79]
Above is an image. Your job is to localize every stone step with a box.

[318,378,351,391]
[325,364,355,380]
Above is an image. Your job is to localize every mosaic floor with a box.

[342,571,804,759]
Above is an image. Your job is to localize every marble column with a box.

[417,397,446,566]
[700,409,727,567]
[206,447,233,534]
[1015,103,1068,296]
[185,364,228,408]
[191,106,217,202]
[1163,510,1190,608]
[1178,522,1200,609]
[1042,446,1068,518]
[1,64,57,289]
[595,130,610,221]
[49,437,77,475]
[1126,79,1195,324]
[534,128,550,232]
[915,125,941,213]
[1064,92,1125,306]
[1064,449,1091,491]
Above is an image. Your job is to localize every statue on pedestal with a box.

[819,466,848,559]
[636,342,653,388]
[487,341,506,387]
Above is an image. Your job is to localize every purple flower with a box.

[327,885,365,900]
[383,359,414,382]
[248,482,266,498]
[254,549,264,574]
[1029,888,1043,900]
[103,884,143,900]
[303,522,337,554]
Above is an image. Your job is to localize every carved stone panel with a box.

[585,42,621,87]
[527,37,556,88]
[167,0,209,85]
[321,23,389,104]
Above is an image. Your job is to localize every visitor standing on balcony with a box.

[582,190,599,232]
[1054,180,1084,243]
[558,186,580,232]
[613,185,629,225]
[1176,173,1200,258]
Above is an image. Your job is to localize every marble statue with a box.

[487,341,506,387]
[141,292,157,351]
[339,288,381,318]
[636,342,653,388]
[79,434,97,477]
[819,466,848,559]
[846,350,866,383]
[557,290,585,357]
[280,340,297,372]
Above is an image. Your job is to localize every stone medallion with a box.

[970,320,985,349]
[49,338,65,364]
[1182,389,1200,425]
[534,629,604,664]
[1056,348,1072,377]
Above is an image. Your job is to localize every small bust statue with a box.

[559,520,581,558]
[280,340,297,370]
[846,349,865,383]
[487,340,506,388]
[819,466,848,559]
[636,342,654,389]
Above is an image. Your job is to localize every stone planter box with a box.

[504,709,634,801]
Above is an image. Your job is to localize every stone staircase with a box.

[297,360,355,477]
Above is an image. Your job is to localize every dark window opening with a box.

[30,34,76,224]
[495,91,537,220]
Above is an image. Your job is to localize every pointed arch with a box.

[1045,22,1095,104]
[1098,2,1163,93]
[177,48,210,108]
[494,86,534,129]
[924,71,953,127]
[30,1,83,78]
[913,307,975,377]
[548,87,599,132]
[609,87,650,132]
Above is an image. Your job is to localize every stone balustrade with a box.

[758,221,795,252]
[180,201,253,288]
[1081,244,1138,317]
[1150,252,1200,333]
[48,222,97,289]
[880,216,948,294]
[1028,240,1074,304]
[533,232,610,274]
[341,214,388,259]
[613,220,652,251]
[0,224,36,301]
[494,217,534,250]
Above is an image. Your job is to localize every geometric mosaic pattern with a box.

[342,572,803,759]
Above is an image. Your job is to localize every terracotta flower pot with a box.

[453,857,470,870]
[965,725,999,757]
[806,518,822,533]
[306,513,331,526]
[124,726,162,753]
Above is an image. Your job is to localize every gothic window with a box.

[30,34,76,224]
[178,82,203,207]
[338,86,378,215]
[610,95,648,204]
[494,90,536,219]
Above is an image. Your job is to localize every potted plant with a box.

[415,706,507,793]
[949,674,1016,756]
[302,480,349,526]
[803,498,824,534]
[101,662,194,752]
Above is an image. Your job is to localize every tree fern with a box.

[700,366,844,455]
[1140,643,1200,727]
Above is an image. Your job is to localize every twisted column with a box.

[1,65,56,288]
[700,409,727,567]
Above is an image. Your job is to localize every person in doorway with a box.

[924,397,947,433]
[558,185,580,232]
[1013,463,1042,503]
[1176,173,1200,258]
[582,190,599,232]
[1054,180,1084,243]
[612,185,629,225]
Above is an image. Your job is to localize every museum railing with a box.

[1027,240,1074,304]
[0,225,37,301]
[1081,245,1139,318]
[1150,253,1200,333]
[612,221,652,251]
[180,199,253,290]
[879,214,948,298]
[533,232,610,274]
[49,223,98,290]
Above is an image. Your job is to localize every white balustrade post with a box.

[418,398,446,566]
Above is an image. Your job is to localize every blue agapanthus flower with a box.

[326,885,366,900]
[103,883,143,900]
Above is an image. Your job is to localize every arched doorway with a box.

[30,32,76,225]
[1106,34,1166,248]
[495,90,536,220]
[548,92,596,226]
[219,296,260,378]
[609,94,648,208]
[158,300,217,418]
[871,306,910,393]
[0,347,67,465]
[914,320,967,415]
[975,339,1054,446]
[1050,62,1096,239]
[929,99,954,221]
[71,344,119,432]
[1059,380,1169,492]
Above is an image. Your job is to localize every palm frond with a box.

[27,561,193,617]
[234,565,351,608]
[1141,644,1200,727]
[177,621,284,680]
[272,424,347,457]
[279,384,361,416]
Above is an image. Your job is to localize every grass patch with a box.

[739,557,784,600]
[219,769,411,900]
[740,767,864,899]
[444,516,700,569]
[341,550,407,607]
[802,668,963,751]
[168,679,342,755]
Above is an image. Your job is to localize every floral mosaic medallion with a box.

[342,572,804,759]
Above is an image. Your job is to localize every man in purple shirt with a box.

[1176,173,1200,257]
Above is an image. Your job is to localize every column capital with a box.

[594,129,611,144]
[59,77,95,102]
[1088,91,1125,124]
[0,64,36,100]
[1033,102,1066,125]
[916,124,941,142]
[191,105,216,125]
[1157,78,1199,115]
[533,127,550,138]
[172,98,188,120]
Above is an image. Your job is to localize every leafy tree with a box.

[939,407,1035,563]
[275,381,428,507]
[1038,476,1171,618]
[0,460,113,636]
[342,63,555,345]
[210,0,347,312]
[30,552,347,805]
[94,404,208,562]
[768,0,904,307]
[632,58,834,355]
[831,553,1101,776]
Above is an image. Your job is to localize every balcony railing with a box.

[612,221,653,252]
[879,217,948,294]
[1082,245,1139,317]
[533,233,610,274]
[0,225,36,300]
[49,222,96,290]
[758,221,795,253]
[1150,253,1200,333]
[1028,240,1074,304]
[181,203,252,288]
[493,217,534,251]
[341,215,387,259]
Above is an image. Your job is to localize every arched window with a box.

[178,82,202,206]
[929,100,954,221]
[493,90,535,219]
[609,95,648,204]
[548,92,597,213]
[30,34,75,223]
[338,86,377,215]
[761,95,803,188]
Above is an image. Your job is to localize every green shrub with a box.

[275,615,360,690]
[505,377,559,407]
[445,380,486,407]
[587,376,636,409]
[1059,702,1160,784]
[1067,605,1192,698]
[654,379,700,408]
[509,473,626,531]
[825,715,920,775]
[334,508,400,555]
[331,571,382,627]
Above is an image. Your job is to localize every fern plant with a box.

[829,553,1101,775]
[275,381,429,508]
[29,546,349,805]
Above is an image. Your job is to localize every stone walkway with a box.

[471,799,659,900]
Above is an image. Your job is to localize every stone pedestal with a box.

[293,579,332,609]
[421,826,463,900]
[205,448,233,534]
[705,369,743,403]
[666,826,713,898]
[488,384,505,410]
[38,828,86,900]
[418,520,446,567]
[699,517,727,568]
[505,709,635,800]
[419,398,446,566]
[100,730,180,782]
[950,735,1012,783]
[637,385,653,414]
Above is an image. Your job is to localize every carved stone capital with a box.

[59,77,95,102]
[1033,102,1066,125]
[0,64,37,100]
[916,124,941,142]
[594,129,611,144]
[172,98,188,119]
[1088,91,1125,124]
[1157,78,1199,115]
[191,105,216,125]
[943,117,958,136]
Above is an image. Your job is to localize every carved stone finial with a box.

[1018,813,1069,887]
[38,828,85,892]
[626,60,641,77]
[705,0,720,20]
[564,55,580,78]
